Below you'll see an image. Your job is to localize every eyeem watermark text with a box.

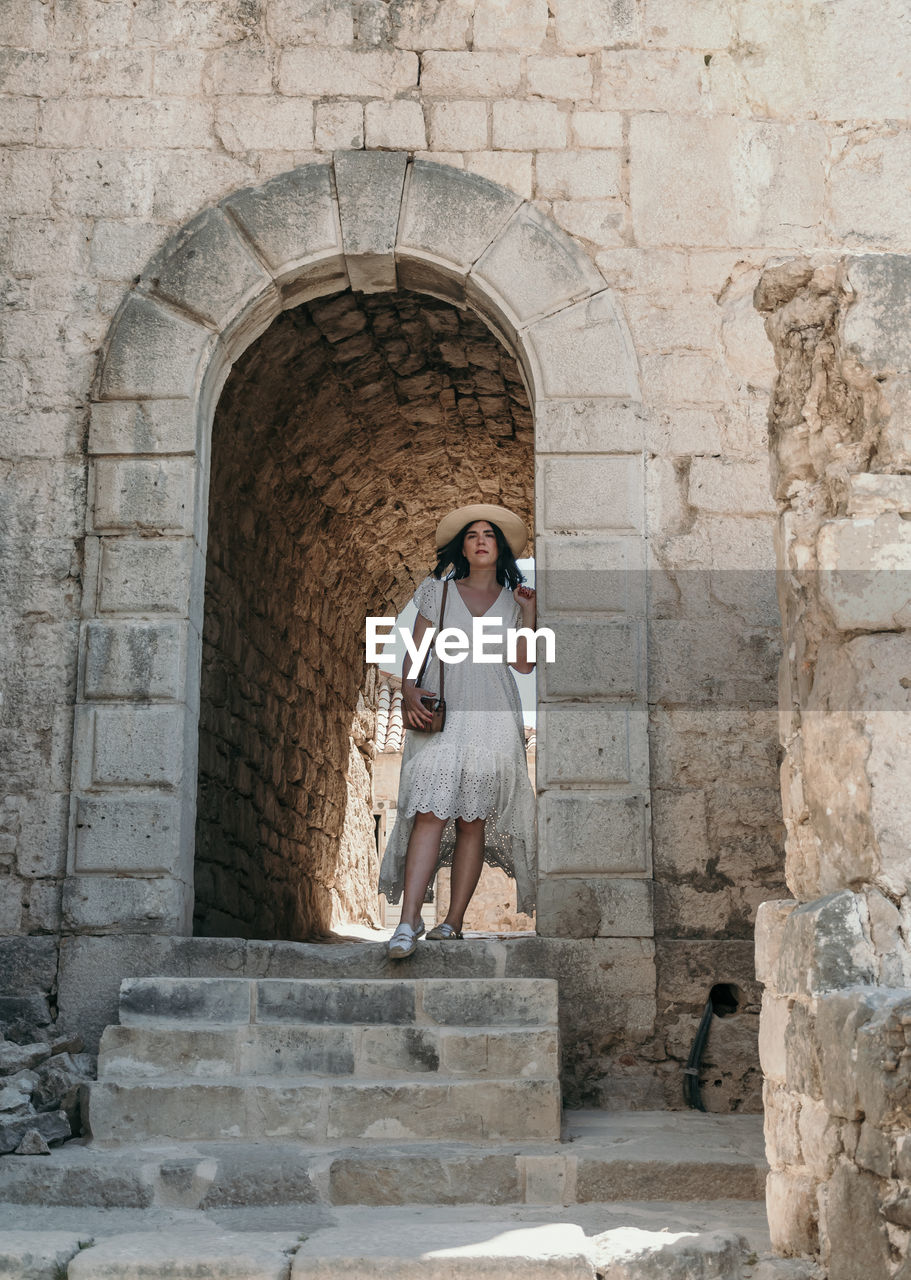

[366,617,556,678]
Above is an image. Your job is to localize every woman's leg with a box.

[399,811,446,928]
[442,817,485,932]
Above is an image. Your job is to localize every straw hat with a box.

[435,504,528,557]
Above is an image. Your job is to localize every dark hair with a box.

[432,520,525,591]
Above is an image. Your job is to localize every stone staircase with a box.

[88,976,562,1145]
[0,974,778,1279]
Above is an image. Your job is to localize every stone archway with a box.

[65,153,647,942]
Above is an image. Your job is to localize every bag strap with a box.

[413,579,449,693]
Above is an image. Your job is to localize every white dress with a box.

[378,575,537,915]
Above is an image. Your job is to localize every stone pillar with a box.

[755,255,911,1276]
[535,399,652,941]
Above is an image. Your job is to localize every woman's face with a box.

[462,521,497,567]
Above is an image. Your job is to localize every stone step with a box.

[87,1074,562,1144]
[117,977,558,1030]
[97,1022,559,1081]
[0,1204,775,1280]
[0,1114,768,1209]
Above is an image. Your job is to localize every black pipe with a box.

[683,996,713,1111]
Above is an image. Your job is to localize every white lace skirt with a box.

[378,659,537,914]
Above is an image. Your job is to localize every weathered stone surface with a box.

[536,876,653,939]
[140,207,275,331]
[69,1231,299,1280]
[92,458,196,534]
[95,537,194,615]
[0,1109,69,1156]
[88,400,197,456]
[398,160,521,274]
[0,1233,90,1280]
[420,979,557,1028]
[844,253,911,373]
[765,1169,819,1256]
[822,1164,891,1280]
[776,892,876,997]
[61,875,191,935]
[83,619,185,700]
[334,150,408,292]
[816,514,911,632]
[538,793,648,875]
[471,202,603,325]
[539,704,647,787]
[223,164,341,285]
[525,290,639,399]
[257,979,414,1026]
[13,1129,51,1155]
[0,938,57,997]
[119,978,253,1027]
[590,1228,749,1280]
[97,293,214,401]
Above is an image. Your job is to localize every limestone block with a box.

[470,203,603,328]
[798,1097,842,1179]
[98,292,214,401]
[758,993,790,1081]
[598,50,702,113]
[817,514,911,630]
[536,875,653,938]
[639,351,731,405]
[755,899,800,986]
[389,0,473,50]
[140,207,276,333]
[848,473,911,517]
[96,537,193,614]
[257,979,415,1025]
[630,114,825,248]
[279,49,418,98]
[648,618,779,705]
[525,290,639,399]
[80,705,185,787]
[203,48,273,96]
[777,891,876,997]
[213,97,315,155]
[474,0,548,50]
[40,98,212,150]
[540,619,640,699]
[843,255,911,373]
[240,1025,356,1077]
[536,151,621,200]
[98,1024,239,1078]
[0,97,37,145]
[398,159,521,281]
[0,1233,89,1280]
[464,151,533,199]
[92,458,195,534]
[821,1164,892,1280]
[831,134,911,249]
[527,55,593,99]
[492,101,567,151]
[356,1026,439,1075]
[364,100,426,151]
[266,0,354,44]
[550,199,625,249]
[83,619,185,701]
[537,534,645,617]
[551,0,638,52]
[539,793,648,875]
[62,874,190,934]
[73,794,181,876]
[119,977,252,1027]
[88,400,197,456]
[536,400,648,454]
[428,101,488,151]
[539,704,647,786]
[420,978,557,1027]
[571,110,622,148]
[222,163,342,289]
[765,1170,819,1256]
[624,293,721,354]
[419,52,522,96]
[334,150,408,293]
[540,455,643,533]
[762,1079,801,1168]
[315,102,363,152]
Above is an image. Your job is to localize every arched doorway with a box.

[68,153,647,943]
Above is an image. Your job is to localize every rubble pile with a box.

[0,1023,95,1156]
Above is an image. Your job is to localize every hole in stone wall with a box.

[194,287,534,943]
[709,983,741,1017]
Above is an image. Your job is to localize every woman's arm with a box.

[509,586,537,674]
[402,611,435,728]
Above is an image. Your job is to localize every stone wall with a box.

[756,256,911,1274]
[196,287,533,939]
[0,0,908,1132]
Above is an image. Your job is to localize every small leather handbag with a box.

[410,580,449,734]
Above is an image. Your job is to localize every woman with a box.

[378,503,538,959]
